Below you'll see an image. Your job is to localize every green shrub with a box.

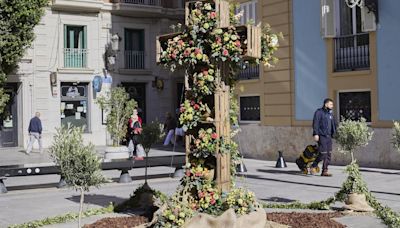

[392,121,400,152]
[335,118,373,162]
[96,87,137,146]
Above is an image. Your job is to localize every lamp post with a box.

[106,33,121,72]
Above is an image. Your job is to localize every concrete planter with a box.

[103,146,130,162]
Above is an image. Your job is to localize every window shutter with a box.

[321,0,336,38]
[361,6,376,32]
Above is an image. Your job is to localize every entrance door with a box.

[121,83,146,123]
[0,84,18,147]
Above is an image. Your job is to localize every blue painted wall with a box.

[377,0,400,120]
[293,0,328,121]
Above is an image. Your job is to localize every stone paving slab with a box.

[2,155,399,228]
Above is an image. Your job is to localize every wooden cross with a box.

[156,0,261,192]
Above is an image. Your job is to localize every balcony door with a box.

[334,1,369,71]
[125,29,145,69]
[64,25,87,68]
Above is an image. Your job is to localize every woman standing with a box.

[128,109,144,160]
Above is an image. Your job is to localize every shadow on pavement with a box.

[359,168,400,175]
[67,194,127,207]
[262,197,297,203]
[239,174,400,197]
[256,169,310,176]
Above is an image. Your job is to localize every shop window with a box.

[338,91,371,122]
[240,96,260,122]
[60,82,89,131]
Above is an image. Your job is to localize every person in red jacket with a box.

[127,109,144,160]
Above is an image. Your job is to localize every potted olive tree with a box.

[335,118,374,212]
[392,121,400,152]
[97,87,137,161]
[49,124,107,228]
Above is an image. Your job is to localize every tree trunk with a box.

[351,151,355,163]
[78,187,85,228]
[145,149,149,184]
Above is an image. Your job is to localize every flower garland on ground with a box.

[263,161,400,228]
[154,1,280,227]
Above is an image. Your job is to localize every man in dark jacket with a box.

[310,98,337,177]
[26,112,43,155]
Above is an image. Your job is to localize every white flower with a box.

[270,35,278,47]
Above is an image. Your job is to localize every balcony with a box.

[124,51,145,69]
[64,48,88,68]
[51,0,104,12]
[237,62,260,80]
[110,0,184,18]
[334,33,370,72]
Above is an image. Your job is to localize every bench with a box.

[0,154,185,193]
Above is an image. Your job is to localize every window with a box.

[338,91,371,122]
[237,62,259,80]
[235,0,257,25]
[60,82,89,130]
[64,25,87,68]
[240,96,260,122]
[124,29,145,69]
[321,0,375,71]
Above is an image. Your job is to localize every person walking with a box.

[26,112,43,155]
[163,112,177,146]
[310,98,337,177]
[128,109,144,160]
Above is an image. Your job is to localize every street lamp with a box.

[111,33,120,52]
[345,0,364,8]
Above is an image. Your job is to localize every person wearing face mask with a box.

[310,98,337,177]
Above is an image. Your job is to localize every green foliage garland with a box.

[8,204,114,228]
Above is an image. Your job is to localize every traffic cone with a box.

[275,151,287,168]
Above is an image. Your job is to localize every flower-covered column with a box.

[155,1,280,226]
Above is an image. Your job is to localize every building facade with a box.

[1,0,185,149]
[235,0,400,168]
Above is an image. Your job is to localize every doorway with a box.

[0,84,18,147]
[121,83,146,123]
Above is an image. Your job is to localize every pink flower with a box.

[178,40,184,46]
[210,198,216,205]
[184,48,191,57]
[194,48,201,55]
[235,40,241,47]
[210,12,217,19]
[186,170,191,177]
[198,191,205,198]
[189,40,194,45]
[194,104,200,110]
[180,107,185,113]
[211,133,218,139]
[171,53,177,59]
[191,101,195,105]
[216,37,222,44]
[195,172,202,177]
[222,49,229,56]
[203,70,208,76]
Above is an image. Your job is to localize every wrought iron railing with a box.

[120,0,161,6]
[125,51,145,69]
[334,33,370,71]
[64,48,88,68]
[237,62,260,80]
